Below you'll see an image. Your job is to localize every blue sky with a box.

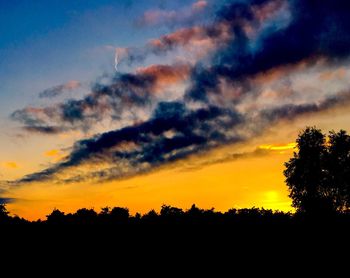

[0,0,193,118]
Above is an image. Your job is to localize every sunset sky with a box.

[1,0,350,220]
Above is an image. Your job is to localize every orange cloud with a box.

[192,1,208,11]
[141,10,177,25]
[252,0,285,23]
[252,56,324,85]
[149,23,231,58]
[44,149,60,157]
[149,26,207,50]
[62,80,80,90]
[44,149,65,162]
[319,67,347,81]
[259,143,297,151]
[136,64,190,92]
[2,162,20,169]
[138,0,208,27]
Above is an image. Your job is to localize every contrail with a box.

[114,49,118,72]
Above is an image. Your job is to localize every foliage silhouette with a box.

[326,130,350,211]
[0,202,349,228]
[285,127,350,215]
[0,204,10,222]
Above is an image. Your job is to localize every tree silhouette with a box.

[326,130,350,212]
[0,204,10,223]
[46,209,66,224]
[110,207,129,223]
[284,127,350,215]
[73,208,98,224]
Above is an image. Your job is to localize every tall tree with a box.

[284,127,331,214]
[284,127,350,214]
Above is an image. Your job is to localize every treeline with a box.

[1,204,350,226]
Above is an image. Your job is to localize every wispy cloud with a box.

[0,198,15,204]
[259,143,296,151]
[39,80,81,99]
[11,65,188,134]
[2,162,20,169]
[43,149,66,162]
[136,0,209,28]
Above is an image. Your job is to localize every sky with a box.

[1,0,350,220]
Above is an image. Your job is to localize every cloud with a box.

[180,147,271,172]
[118,23,231,66]
[44,149,65,162]
[11,106,66,134]
[9,0,350,185]
[319,68,347,81]
[136,0,209,28]
[257,91,350,123]
[193,1,208,11]
[136,63,190,93]
[11,66,184,134]
[13,88,350,185]
[39,80,81,98]
[258,143,296,151]
[0,198,15,204]
[11,0,289,134]
[126,0,287,67]
[2,162,20,169]
[15,102,243,184]
[23,126,66,135]
[44,150,60,157]
[185,0,350,102]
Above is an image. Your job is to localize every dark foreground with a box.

[1,207,349,273]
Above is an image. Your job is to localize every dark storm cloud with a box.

[186,0,350,102]
[16,102,243,183]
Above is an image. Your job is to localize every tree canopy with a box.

[284,127,350,215]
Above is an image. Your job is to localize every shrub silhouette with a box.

[284,127,350,215]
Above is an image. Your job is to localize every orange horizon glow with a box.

[5,141,294,220]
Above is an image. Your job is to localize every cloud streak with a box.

[0,198,15,204]
[136,0,209,28]
[15,103,243,183]
[11,63,190,134]
[39,80,81,99]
